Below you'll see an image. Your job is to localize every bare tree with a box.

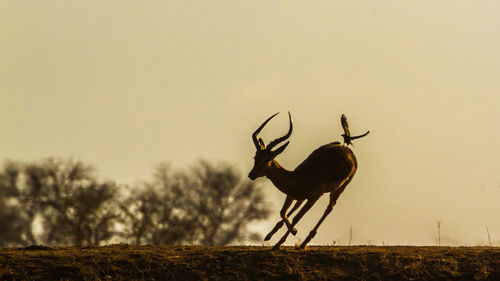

[119,164,198,245]
[1,158,119,246]
[2,158,270,247]
[119,186,160,245]
[184,160,270,245]
[0,162,30,246]
[46,181,119,246]
[120,161,270,246]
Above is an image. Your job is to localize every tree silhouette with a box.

[1,158,270,246]
[120,161,270,246]
[0,162,30,246]
[0,158,119,246]
[119,164,199,245]
[185,160,270,245]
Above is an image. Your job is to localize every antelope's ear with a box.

[272,141,289,156]
[258,138,265,149]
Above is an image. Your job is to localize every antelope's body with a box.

[248,112,368,250]
[266,142,357,201]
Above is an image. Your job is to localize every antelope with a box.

[248,112,369,249]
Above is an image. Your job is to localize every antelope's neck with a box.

[265,160,300,197]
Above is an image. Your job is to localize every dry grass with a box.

[1,245,499,280]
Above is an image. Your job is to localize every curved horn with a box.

[267,111,293,151]
[252,112,279,149]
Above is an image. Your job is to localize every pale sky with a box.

[1,0,499,246]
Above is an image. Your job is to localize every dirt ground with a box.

[1,245,499,280]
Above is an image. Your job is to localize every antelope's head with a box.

[248,112,293,180]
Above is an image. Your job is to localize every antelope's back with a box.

[293,142,357,191]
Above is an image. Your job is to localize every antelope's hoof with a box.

[291,228,297,236]
[264,234,272,241]
[296,244,307,250]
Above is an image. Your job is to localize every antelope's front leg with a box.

[265,196,295,241]
[265,199,304,241]
[272,198,317,250]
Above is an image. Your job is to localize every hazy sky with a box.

[2,1,499,246]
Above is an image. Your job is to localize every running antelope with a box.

[248,112,369,249]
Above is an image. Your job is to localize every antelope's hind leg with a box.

[297,191,340,249]
[265,199,304,241]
